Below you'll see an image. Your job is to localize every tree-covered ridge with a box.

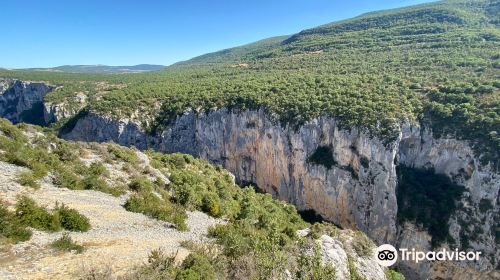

[0,0,499,168]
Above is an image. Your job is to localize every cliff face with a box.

[43,92,87,124]
[0,80,53,125]
[63,109,399,243]
[0,80,85,125]
[62,108,499,279]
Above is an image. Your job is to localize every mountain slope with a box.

[174,36,289,66]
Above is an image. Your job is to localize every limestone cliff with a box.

[61,108,499,279]
[0,80,86,125]
[43,92,87,124]
[0,80,53,125]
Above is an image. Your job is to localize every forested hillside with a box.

[0,0,498,167]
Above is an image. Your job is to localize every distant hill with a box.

[22,64,165,73]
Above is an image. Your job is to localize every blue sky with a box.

[1,0,435,68]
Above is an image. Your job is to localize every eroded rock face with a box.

[318,234,387,280]
[43,92,87,123]
[61,108,498,279]
[0,80,53,125]
[0,80,85,125]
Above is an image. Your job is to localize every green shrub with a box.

[53,168,85,190]
[386,269,406,280]
[128,176,154,192]
[201,194,221,218]
[154,177,168,190]
[124,191,188,231]
[83,174,109,191]
[352,231,374,257]
[53,141,78,162]
[55,203,91,232]
[125,248,218,280]
[13,196,90,233]
[103,184,128,197]
[50,233,84,253]
[15,196,61,232]
[207,187,306,278]
[308,222,339,239]
[295,244,336,280]
[167,154,189,169]
[107,144,139,164]
[16,171,40,189]
[87,162,110,177]
[347,255,362,280]
[0,202,32,243]
[176,253,216,280]
[0,119,25,141]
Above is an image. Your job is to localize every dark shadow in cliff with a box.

[18,102,48,126]
[396,165,466,248]
[297,209,326,224]
[58,109,89,137]
[307,145,337,169]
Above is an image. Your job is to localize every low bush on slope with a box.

[0,202,32,243]
[55,203,91,232]
[124,190,188,231]
[147,152,241,219]
[15,195,63,232]
[0,196,90,244]
[50,233,85,253]
[15,196,90,233]
[126,239,337,280]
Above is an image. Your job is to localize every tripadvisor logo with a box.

[374,244,398,266]
[374,244,482,267]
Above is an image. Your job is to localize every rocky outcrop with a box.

[0,80,53,125]
[0,80,87,125]
[297,228,388,279]
[43,92,87,124]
